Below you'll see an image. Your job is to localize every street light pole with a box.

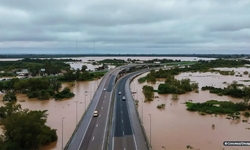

[142,98,143,124]
[62,117,65,150]
[74,101,78,126]
[85,92,86,111]
[136,89,138,100]
[148,114,152,148]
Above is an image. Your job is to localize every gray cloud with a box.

[0,0,250,54]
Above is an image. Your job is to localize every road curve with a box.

[66,68,121,150]
[110,70,150,150]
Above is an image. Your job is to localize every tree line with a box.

[58,65,106,81]
[0,58,75,77]
[0,77,74,101]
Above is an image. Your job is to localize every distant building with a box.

[16,69,29,76]
[135,60,144,64]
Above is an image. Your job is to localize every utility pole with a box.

[62,117,65,150]
[74,101,78,126]
[142,98,143,124]
[148,114,152,148]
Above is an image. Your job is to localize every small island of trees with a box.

[201,81,250,100]
[186,100,250,119]
[140,69,199,101]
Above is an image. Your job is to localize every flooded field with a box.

[131,69,250,150]
[65,56,216,71]
[1,57,249,150]
[0,79,102,150]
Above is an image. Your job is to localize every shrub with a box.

[244,112,250,117]
[157,104,166,109]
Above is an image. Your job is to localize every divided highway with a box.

[66,68,120,150]
[66,66,150,150]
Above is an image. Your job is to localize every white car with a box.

[103,88,106,91]
[118,91,121,95]
[122,96,126,101]
[93,111,98,117]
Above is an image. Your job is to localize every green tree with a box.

[81,65,88,72]
[49,78,61,92]
[0,102,21,119]
[78,71,91,81]
[54,87,75,100]
[3,92,17,102]
[0,103,57,150]
[76,68,81,79]
[142,85,154,101]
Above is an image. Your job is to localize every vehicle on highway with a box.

[93,111,98,117]
[118,91,121,95]
[122,96,126,101]
[103,88,106,91]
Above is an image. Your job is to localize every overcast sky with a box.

[0,0,250,54]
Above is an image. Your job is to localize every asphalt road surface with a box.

[66,68,120,150]
[111,70,149,150]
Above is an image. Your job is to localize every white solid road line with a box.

[122,120,123,123]
[123,131,124,135]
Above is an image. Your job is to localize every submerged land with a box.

[0,55,250,149]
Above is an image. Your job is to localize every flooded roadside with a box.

[131,70,250,150]
[0,78,102,150]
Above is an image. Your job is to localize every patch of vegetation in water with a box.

[157,104,165,109]
[142,85,154,101]
[201,81,250,98]
[241,80,250,82]
[186,100,250,115]
[138,76,147,83]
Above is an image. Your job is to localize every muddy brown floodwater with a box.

[130,69,250,150]
[0,78,102,150]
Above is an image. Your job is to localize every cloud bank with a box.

[0,0,250,54]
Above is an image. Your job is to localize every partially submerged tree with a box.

[0,102,57,150]
[2,91,17,102]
